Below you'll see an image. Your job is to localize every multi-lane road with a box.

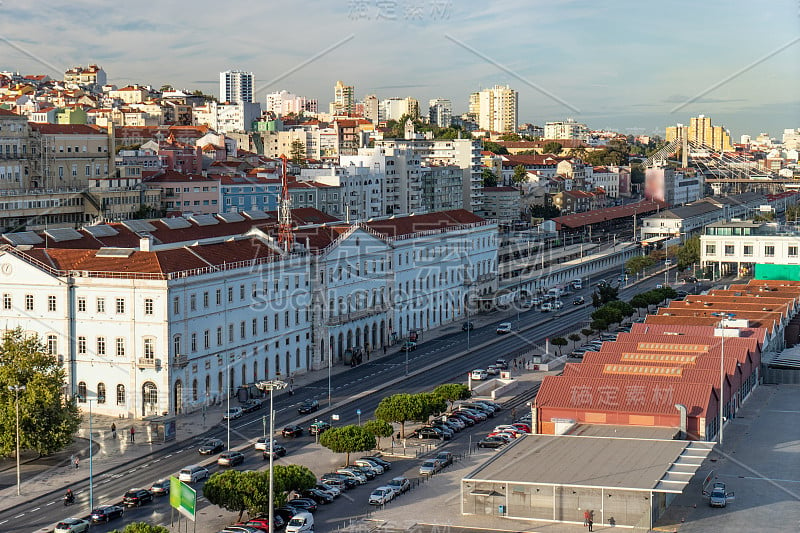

[2,273,668,533]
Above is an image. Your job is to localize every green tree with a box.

[374,393,417,438]
[481,168,498,187]
[606,300,634,321]
[629,294,650,315]
[362,419,394,449]
[529,205,561,219]
[0,329,81,457]
[550,337,568,356]
[631,164,645,184]
[596,283,620,305]
[482,141,508,155]
[204,469,267,522]
[591,318,609,332]
[432,383,471,410]
[786,204,800,223]
[542,141,563,154]
[581,328,595,338]
[274,464,316,496]
[567,146,588,159]
[319,424,376,465]
[591,306,623,327]
[289,139,306,166]
[568,333,582,347]
[512,164,528,184]
[110,523,171,533]
[498,133,521,141]
[676,236,700,270]
[626,255,656,275]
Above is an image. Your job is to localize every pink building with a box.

[144,170,220,215]
[156,140,203,174]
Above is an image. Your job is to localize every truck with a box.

[546,287,563,299]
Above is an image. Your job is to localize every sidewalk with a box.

[0,301,531,509]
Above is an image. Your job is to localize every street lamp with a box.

[256,379,287,533]
[8,384,25,495]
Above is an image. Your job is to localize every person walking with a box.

[584,510,590,526]
[74,456,79,469]
[129,426,135,443]
[588,517,593,531]
[111,422,116,440]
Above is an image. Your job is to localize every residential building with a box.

[782,128,800,150]
[362,94,379,123]
[220,70,254,104]
[428,98,452,128]
[64,65,106,90]
[264,90,318,116]
[644,164,702,206]
[342,145,422,216]
[544,119,589,141]
[666,115,733,152]
[701,220,800,278]
[480,186,520,223]
[144,170,220,215]
[0,109,29,191]
[107,85,149,104]
[587,166,627,198]
[220,174,278,213]
[194,101,262,134]
[28,123,114,190]
[421,164,463,213]
[140,140,203,175]
[330,80,354,115]
[379,97,420,122]
[468,85,518,134]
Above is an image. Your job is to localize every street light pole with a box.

[8,384,25,496]
[256,379,287,533]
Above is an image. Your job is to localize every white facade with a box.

[265,90,318,116]
[379,97,420,122]
[428,99,452,128]
[220,70,254,104]
[194,101,262,133]
[469,85,518,134]
[700,221,800,277]
[341,146,423,216]
[544,119,589,141]
[299,165,384,221]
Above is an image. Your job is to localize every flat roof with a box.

[465,434,711,493]
[568,424,680,440]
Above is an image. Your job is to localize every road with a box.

[3,272,669,533]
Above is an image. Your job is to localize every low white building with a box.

[700,220,800,278]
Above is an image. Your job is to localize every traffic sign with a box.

[356,409,361,415]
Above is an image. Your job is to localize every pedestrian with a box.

[584,510,590,526]
[70,454,75,468]
[111,422,116,440]
[129,426,135,443]
[383,345,387,355]
[74,456,79,469]
[588,517,593,531]
[396,432,401,441]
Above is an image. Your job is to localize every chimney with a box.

[139,235,153,252]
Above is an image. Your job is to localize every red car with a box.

[512,423,531,433]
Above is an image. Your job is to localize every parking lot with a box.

[655,384,800,532]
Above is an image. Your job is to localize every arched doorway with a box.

[371,324,377,349]
[241,364,246,385]
[142,381,158,417]
[363,327,369,349]
[173,380,183,415]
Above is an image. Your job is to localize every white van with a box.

[285,511,314,532]
[546,287,563,299]
[570,279,582,290]
[178,465,209,483]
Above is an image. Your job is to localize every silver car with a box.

[419,459,441,476]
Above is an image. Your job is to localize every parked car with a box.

[511,423,531,433]
[223,407,244,420]
[400,340,417,352]
[410,427,446,440]
[706,482,735,508]
[486,365,500,376]
[387,476,411,494]
[286,497,318,513]
[218,451,246,467]
[320,473,357,489]
[486,432,513,442]
[432,419,460,433]
[453,409,485,422]
[335,468,367,484]
[474,399,501,411]
[494,359,509,370]
[355,458,385,474]
[309,420,331,435]
[282,424,303,438]
[573,296,585,305]
[198,438,224,455]
[149,479,170,496]
[242,517,285,532]
[462,401,496,415]
[241,398,264,412]
[285,511,314,533]
[449,413,474,426]
[302,488,334,504]
[477,436,507,448]
[419,459,442,476]
[55,518,91,533]
[262,444,287,460]
[274,507,299,522]
[436,451,454,467]
[90,505,124,523]
[297,399,319,414]
[496,322,512,334]
[470,369,488,380]
[369,486,395,505]
[178,465,209,483]
[531,296,542,305]
[461,321,474,331]
[315,482,342,498]
[444,416,466,430]
[348,464,377,479]
[122,488,153,507]
[361,456,392,470]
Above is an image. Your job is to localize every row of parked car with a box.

[408,399,502,441]
[470,359,509,381]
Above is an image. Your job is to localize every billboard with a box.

[170,476,197,521]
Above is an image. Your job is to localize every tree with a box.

[110,523,171,533]
[629,294,650,315]
[274,464,316,496]
[482,141,508,155]
[481,168,498,187]
[541,141,563,155]
[606,300,635,321]
[595,283,620,305]
[626,255,656,275]
[498,133,521,141]
[591,306,623,327]
[568,333,582,347]
[0,329,81,457]
[512,164,528,184]
[204,469,268,522]
[550,337,568,356]
[568,146,588,159]
[591,318,609,332]
[289,139,306,166]
[676,236,700,270]
[432,383,471,410]
[418,392,447,421]
[581,328,595,338]
[374,393,441,437]
[362,419,393,449]
[319,424,376,465]
[529,205,561,219]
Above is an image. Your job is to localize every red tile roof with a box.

[145,171,218,183]
[29,123,105,135]
[550,200,664,229]
[363,210,487,238]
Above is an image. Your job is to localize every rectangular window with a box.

[117,386,125,405]
[274,314,279,329]
[47,335,57,355]
[48,295,57,312]
[285,310,290,327]
[97,297,105,313]
[765,245,775,257]
[227,287,233,303]
[204,330,210,349]
[116,338,125,357]
[77,297,86,312]
[2,294,9,310]
[724,245,735,256]
[173,296,180,315]
[705,244,716,255]
[191,333,197,352]
[228,324,234,343]
[97,337,106,356]
[203,292,209,308]
[144,298,153,315]
[190,294,196,311]
[78,336,86,354]
[263,315,269,333]
[240,321,246,339]
[216,327,223,346]
[239,284,245,300]
[790,246,798,257]
[25,294,34,311]
[115,298,125,314]
[252,318,257,335]
[743,245,753,256]
[216,288,222,306]
[144,338,154,359]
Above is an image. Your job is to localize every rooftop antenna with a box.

[277,154,293,253]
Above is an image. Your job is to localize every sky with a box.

[1,0,798,139]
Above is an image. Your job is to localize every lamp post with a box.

[257,379,287,533]
[8,384,25,495]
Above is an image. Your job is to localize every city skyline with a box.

[0,0,797,137]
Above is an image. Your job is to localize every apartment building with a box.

[666,115,733,152]
[330,80,355,115]
[220,70,254,104]
[379,97,420,122]
[264,90,318,116]
[480,186,520,223]
[144,170,220,215]
[0,109,29,191]
[468,85,518,134]
[544,119,589,141]
[28,123,114,190]
[428,99,452,128]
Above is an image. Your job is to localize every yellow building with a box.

[56,107,88,125]
[666,115,733,152]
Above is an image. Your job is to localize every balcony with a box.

[326,305,389,326]
[137,357,161,369]
[173,354,189,368]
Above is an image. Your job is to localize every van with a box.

[285,511,314,533]
[178,465,209,483]
[570,279,582,290]
[546,287,563,298]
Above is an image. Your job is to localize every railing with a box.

[326,305,389,325]
[172,354,188,368]
[137,357,158,369]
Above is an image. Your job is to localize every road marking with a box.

[165,454,173,458]
[0,519,6,525]
[30,507,39,512]
[46,502,54,506]
[152,458,161,462]
[13,514,23,518]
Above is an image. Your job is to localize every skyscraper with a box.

[220,70,254,104]
[468,85,518,134]
[428,99,452,128]
[330,80,354,115]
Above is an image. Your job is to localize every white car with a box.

[254,437,278,451]
[470,369,488,380]
[486,365,500,376]
[55,519,91,533]
[387,476,411,494]
[368,486,395,505]
[223,407,244,420]
[496,322,512,334]
[540,302,553,312]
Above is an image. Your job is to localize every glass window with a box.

[173,296,180,315]
[97,337,106,356]
[25,294,33,311]
[78,336,87,354]
[191,333,197,352]
[115,298,125,314]
[190,294,196,312]
[705,244,716,255]
[743,245,753,256]
[216,327,223,346]
[77,382,87,402]
[216,289,222,306]
[204,330,210,349]
[724,245,735,256]
[48,295,57,312]
[173,335,181,355]
[144,298,153,315]
[790,246,798,257]
[97,383,106,404]
[77,297,86,312]
[765,245,775,257]
[144,338,155,359]
[116,384,126,405]
[116,338,125,357]
[47,334,57,355]
[2,293,10,310]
